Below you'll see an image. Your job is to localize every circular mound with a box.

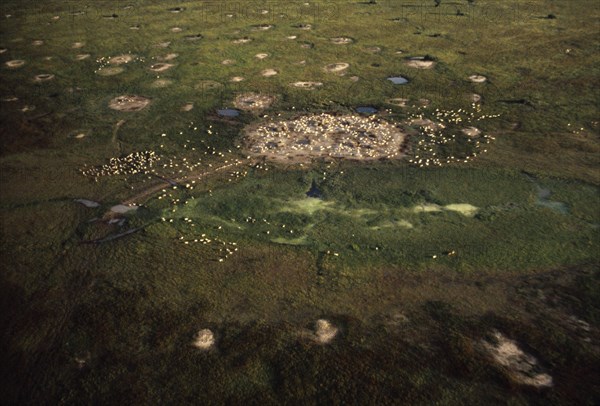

[156,41,171,48]
[469,74,487,83]
[181,102,194,112]
[314,319,338,344]
[221,59,235,65]
[149,63,174,72]
[405,57,436,69]
[232,37,252,44]
[109,54,135,65]
[331,37,353,44]
[252,24,273,31]
[195,80,223,91]
[255,53,269,59]
[33,73,55,82]
[365,46,381,53]
[108,95,151,112]
[387,98,409,107]
[170,27,183,33]
[75,54,91,61]
[324,62,349,73]
[5,60,25,68]
[261,68,278,77]
[158,53,178,62]
[32,40,44,46]
[291,81,322,89]
[72,42,85,49]
[287,35,297,40]
[96,67,124,76]
[230,76,244,82]
[233,93,276,111]
[471,93,482,103]
[242,113,407,163]
[461,126,481,137]
[193,329,215,350]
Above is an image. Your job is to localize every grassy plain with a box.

[0,0,599,404]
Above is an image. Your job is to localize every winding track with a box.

[120,157,254,206]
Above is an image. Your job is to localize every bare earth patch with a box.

[471,93,482,103]
[149,63,174,72]
[33,73,55,82]
[324,62,349,73]
[181,102,194,112]
[157,53,178,62]
[261,68,278,77]
[387,98,409,107]
[230,76,244,82]
[75,54,91,61]
[96,67,124,76]
[242,112,407,163]
[255,53,269,59]
[405,57,436,69]
[462,126,481,137]
[195,80,223,90]
[232,37,252,44]
[109,54,135,65]
[291,81,322,89]
[469,74,487,83]
[331,37,353,44]
[72,42,85,49]
[233,93,276,111]
[252,24,273,31]
[192,329,215,350]
[482,331,553,388]
[314,319,338,344]
[108,95,151,112]
[5,60,25,68]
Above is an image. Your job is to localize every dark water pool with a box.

[217,108,240,117]
[387,76,409,84]
[356,106,377,114]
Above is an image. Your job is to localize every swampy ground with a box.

[0,0,599,404]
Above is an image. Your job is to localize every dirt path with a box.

[121,158,253,206]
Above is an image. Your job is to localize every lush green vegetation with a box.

[0,0,598,404]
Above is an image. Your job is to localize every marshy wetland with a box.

[0,0,599,404]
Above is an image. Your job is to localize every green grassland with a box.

[0,0,599,404]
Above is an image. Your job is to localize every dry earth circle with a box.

[108,95,151,112]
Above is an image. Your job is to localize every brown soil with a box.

[242,113,407,163]
[108,95,152,112]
